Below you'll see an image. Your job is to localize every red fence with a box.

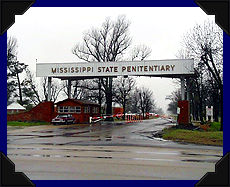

[125,114,143,123]
[7,102,55,122]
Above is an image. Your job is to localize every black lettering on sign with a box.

[122,66,126,72]
[105,67,110,72]
[64,67,67,73]
[139,66,143,71]
[132,66,136,72]
[51,68,56,74]
[149,66,153,71]
[166,65,170,71]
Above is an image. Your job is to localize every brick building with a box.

[7,99,100,123]
[7,102,26,114]
[55,99,100,123]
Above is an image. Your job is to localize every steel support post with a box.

[181,77,185,101]
[48,77,52,101]
[186,78,190,101]
[68,79,72,99]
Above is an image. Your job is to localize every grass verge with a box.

[7,121,50,126]
[162,128,223,146]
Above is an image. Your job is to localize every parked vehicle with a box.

[104,116,114,122]
[51,114,76,125]
[98,115,115,125]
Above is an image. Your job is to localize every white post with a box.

[211,106,214,122]
[48,77,52,101]
[68,79,71,99]
[206,106,208,121]
[181,77,185,100]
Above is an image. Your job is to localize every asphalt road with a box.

[7,118,222,180]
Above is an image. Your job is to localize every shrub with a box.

[208,122,221,131]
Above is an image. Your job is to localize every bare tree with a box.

[182,20,223,129]
[72,15,132,115]
[7,36,18,57]
[42,78,64,102]
[7,37,18,102]
[7,36,28,105]
[166,89,181,114]
[138,87,155,118]
[127,87,140,113]
[113,43,151,117]
[62,80,98,100]
[114,77,136,117]
[21,68,42,105]
[131,44,152,61]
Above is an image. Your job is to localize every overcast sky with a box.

[8,7,215,113]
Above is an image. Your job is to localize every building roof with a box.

[112,103,122,108]
[7,102,26,110]
[78,100,99,105]
[56,98,99,106]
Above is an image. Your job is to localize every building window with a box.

[69,106,75,113]
[75,106,81,113]
[58,106,64,113]
[64,106,69,113]
[92,107,99,114]
[84,106,90,113]
[58,106,81,113]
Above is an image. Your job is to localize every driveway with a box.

[7,118,222,180]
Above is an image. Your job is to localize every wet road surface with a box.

[7,118,222,180]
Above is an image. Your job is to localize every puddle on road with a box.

[8,153,176,162]
[8,153,115,160]
[182,159,217,163]
[8,120,176,145]
[7,147,127,153]
[8,147,220,162]
[8,152,218,163]
[133,158,176,162]
[181,152,222,158]
[8,134,36,137]
[135,151,178,155]
[62,130,91,136]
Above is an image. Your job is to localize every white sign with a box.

[206,106,213,116]
[177,107,181,114]
[206,106,213,122]
[36,59,194,78]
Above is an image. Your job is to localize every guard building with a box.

[7,102,26,114]
[55,99,100,123]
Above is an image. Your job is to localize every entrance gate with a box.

[36,59,195,125]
